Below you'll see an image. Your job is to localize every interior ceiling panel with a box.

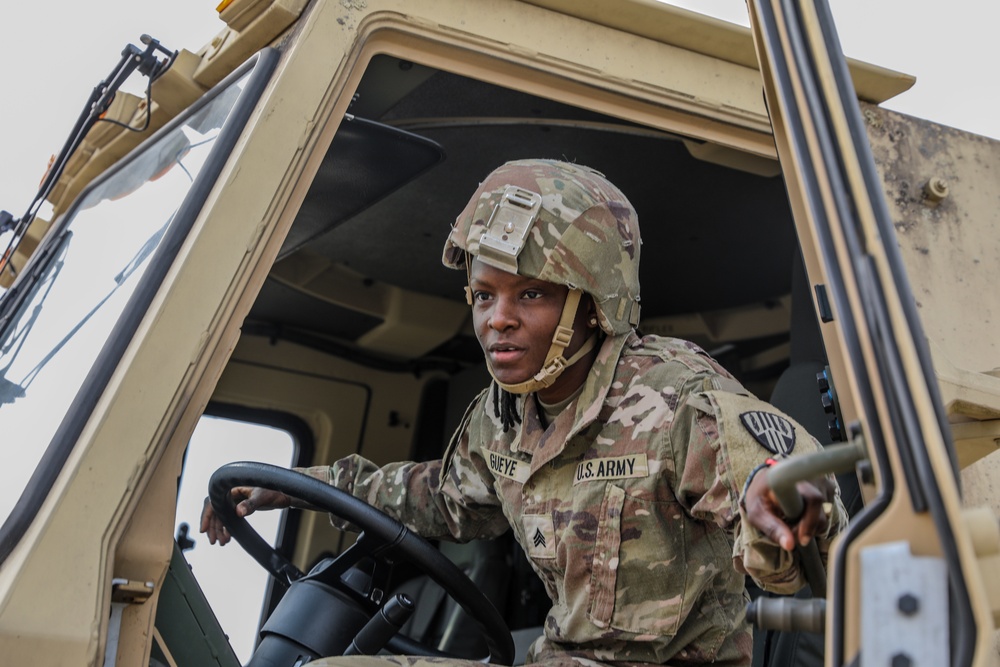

[249,59,796,358]
[311,122,795,316]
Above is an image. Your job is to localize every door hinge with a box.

[103,578,155,667]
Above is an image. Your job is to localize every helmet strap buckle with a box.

[536,356,567,381]
[551,325,574,348]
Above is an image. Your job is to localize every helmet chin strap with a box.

[487,288,599,395]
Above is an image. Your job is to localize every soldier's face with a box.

[469,259,594,402]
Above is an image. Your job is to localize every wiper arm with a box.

[0,34,177,280]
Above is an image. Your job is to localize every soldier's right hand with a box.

[199,486,293,546]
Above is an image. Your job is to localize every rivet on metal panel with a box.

[890,653,913,667]
[897,593,920,616]
[923,177,949,204]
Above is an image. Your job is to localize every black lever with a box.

[343,594,415,656]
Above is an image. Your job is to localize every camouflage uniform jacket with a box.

[312,332,846,667]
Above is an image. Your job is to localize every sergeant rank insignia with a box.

[523,514,556,559]
[739,411,796,456]
[532,528,547,549]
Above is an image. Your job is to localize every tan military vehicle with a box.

[0,1,997,666]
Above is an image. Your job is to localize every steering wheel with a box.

[209,461,514,665]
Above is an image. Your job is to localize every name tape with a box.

[487,451,530,483]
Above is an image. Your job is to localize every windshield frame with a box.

[0,48,279,565]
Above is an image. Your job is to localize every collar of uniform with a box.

[514,331,634,470]
[572,331,635,434]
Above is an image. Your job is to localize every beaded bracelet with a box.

[740,457,778,509]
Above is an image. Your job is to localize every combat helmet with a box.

[443,159,641,394]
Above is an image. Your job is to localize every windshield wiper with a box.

[0,228,72,335]
[0,34,177,282]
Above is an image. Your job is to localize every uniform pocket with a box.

[588,484,624,627]
[587,484,687,636]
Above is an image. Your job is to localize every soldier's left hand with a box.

[743,466,835,551]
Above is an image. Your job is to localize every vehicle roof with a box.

[525,0,915,103]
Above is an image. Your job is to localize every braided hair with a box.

[492,384,522,432]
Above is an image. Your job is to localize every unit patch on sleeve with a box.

[573,453,649,485]
[486,450,530,483]
[523,514,556,559]
[739,411,796,456]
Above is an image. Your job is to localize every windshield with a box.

[0,50,276,559]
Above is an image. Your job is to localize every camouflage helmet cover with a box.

[442,159,641,335]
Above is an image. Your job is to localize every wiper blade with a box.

[0,229,72,336]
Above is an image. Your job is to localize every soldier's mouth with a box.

[488,343,526,365]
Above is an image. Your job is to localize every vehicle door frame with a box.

[745,0,992,664]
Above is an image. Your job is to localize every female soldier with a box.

[203,159,843,667]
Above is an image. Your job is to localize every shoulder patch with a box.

[739,411,796,456]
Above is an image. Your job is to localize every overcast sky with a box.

[1,1,999,217]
